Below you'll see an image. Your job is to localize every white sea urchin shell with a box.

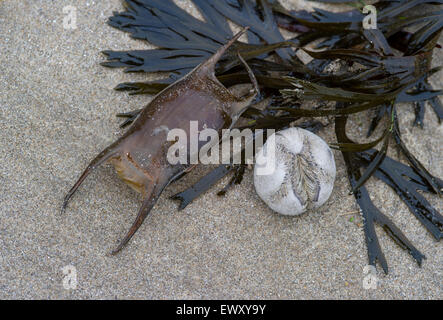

[254,127,336,216]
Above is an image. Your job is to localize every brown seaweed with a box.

[336,112,425,274]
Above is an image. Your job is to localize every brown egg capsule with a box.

[62,28,259,254]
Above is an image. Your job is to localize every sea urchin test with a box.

[254,128,336,216]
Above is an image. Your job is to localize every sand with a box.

[0,0,441,299]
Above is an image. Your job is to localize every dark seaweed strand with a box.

[171,165,234,210]
[206,0,295,61]
[367,104,388,138]
[116,108,143,128]
[335,112,425,274]
[346,104,394,193]
[413,81,427,128]
[217,165,247,196]
[392,108,442,196]
[356,150,443,240]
